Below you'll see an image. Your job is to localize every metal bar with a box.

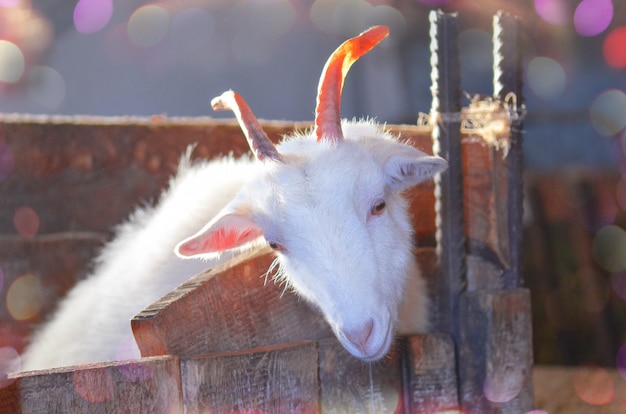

[429,9,466,342]
[493,11,525,289]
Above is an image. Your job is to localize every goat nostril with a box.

[344,319,374,353]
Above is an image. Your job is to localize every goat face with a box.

[175,26,447,360]
[176,128,446,360]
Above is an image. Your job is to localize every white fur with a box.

[20,120,446,371]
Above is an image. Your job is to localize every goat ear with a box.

[175,213,263,258]
[383,147,448,191]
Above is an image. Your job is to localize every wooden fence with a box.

[0,10,533,413]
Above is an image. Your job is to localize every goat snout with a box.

[344,319,374,354]
[337,317,392,361]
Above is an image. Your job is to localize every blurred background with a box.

[1,0,626,380]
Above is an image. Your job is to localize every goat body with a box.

[20,26,447,371]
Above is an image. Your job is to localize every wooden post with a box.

[457,11,534,412]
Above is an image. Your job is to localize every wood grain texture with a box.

[0,356,182,414]
[458,288,534,413]
[181,341,319,413]
[319,337,404,414]
[0,116,435,243]
[462,140,511,289]
[405,333,459,413]
[132,248,334,358]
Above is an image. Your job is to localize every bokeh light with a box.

[73,0,113,34]
[578,266,611,313]
[117,360,155,382]
[73,367,114,403]
[128,4,170,48]
[237,0,296,38]
[611,272,626,301]
[574,0,613,37]
[231,0,296,65]
[6,273,44,321]
[27,66,66,110]
[603,26,626,69]
[364,5,407,42]
[617,176,626,211]
[310,0,404,44]
[0,346,20,388]
[0,0,20,7]
[0,40,25,83]
[589,89,626,137]
[572,366,614,406]
[526,56,566,100]
[593,225,626,272]
[0,140,14,182]
[170,8,215,53]
[534,0,569,26]
[13,206,40,238]
[617,343,626,381]
[311,0,370,36]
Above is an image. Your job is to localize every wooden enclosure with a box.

[0,11,533,413]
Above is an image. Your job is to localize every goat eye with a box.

[371,199,386,216]
[268,241,284,251]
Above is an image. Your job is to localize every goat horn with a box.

[211,90,283,163]
[314,26,389,143]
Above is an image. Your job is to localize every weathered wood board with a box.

[463,140,511,290]
[0,356,182,414]
[319,337,404,414]
[132,248,334,358]
[0,116,436,245]
[459,288,534,412]
[132,246,442,363]
[405,333,459,413]
[181,341,320,413]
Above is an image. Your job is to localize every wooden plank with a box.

[462,140,510,289]
[0,233,106,354]
[405,333,459,412]
[458,288,534,412]
[0,116,306,236]
[0,116,435,242]
[0,356,182,413]
[319,337,404,414]
[181,341,319,413]
[132,248,334,358]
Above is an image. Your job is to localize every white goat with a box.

[20,26,447,371]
